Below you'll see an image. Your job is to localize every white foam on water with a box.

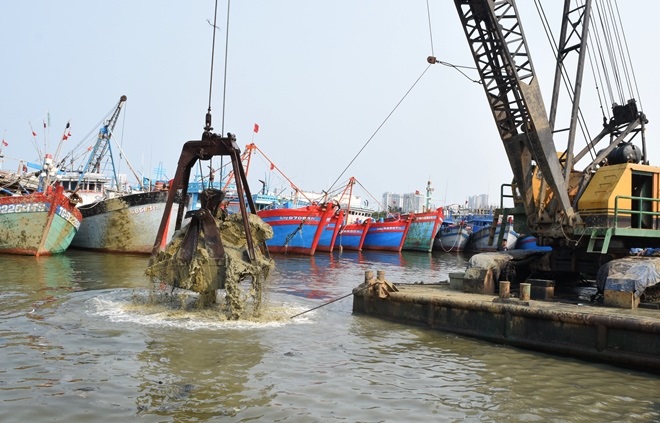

[88,289,315,331]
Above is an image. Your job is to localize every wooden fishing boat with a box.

[335,218,372,251]
[257,202,342,255]
[71,190,179,254]
[467,214,519,252]
[401,208,444,252]
[362,214,413,252]
[0,184,82,256]
[433,219,472,252]
[63,96,180,254]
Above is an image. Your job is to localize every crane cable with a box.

[324,2,479,196]
[612,0,642,111]
[425,0,435,57]
[324,63,433,196]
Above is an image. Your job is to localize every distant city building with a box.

[467,194,489,210]
[383,189,435,213]
[382,192,402,212]
[402,192,425,213]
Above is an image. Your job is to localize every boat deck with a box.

[353,279,660,372]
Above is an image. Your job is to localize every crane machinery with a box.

[79,95,127,190]
[442,1,659,292]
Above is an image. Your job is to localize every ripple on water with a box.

[86,288,316,331]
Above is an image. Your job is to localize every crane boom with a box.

[449,0,660,280]
[78,95,127,189]
[453,0,577,232]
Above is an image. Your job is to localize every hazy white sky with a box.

[1,1,658,208]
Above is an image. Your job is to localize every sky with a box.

[1,1,658,210]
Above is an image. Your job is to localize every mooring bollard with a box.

[520,282,531,301]
[377,270,385,281]
[499,281,510,299]
[365,270,375,285]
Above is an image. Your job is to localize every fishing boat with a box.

[362,214,413,252]
[333,177,375,251]
[63,96,180,254]
[433,218,472,252]
[401,208,444,252]
[467,214,519,252]
[257,202,342,255]
[0,182,82,257]
[72,190,179,254]
[335,218,372,251]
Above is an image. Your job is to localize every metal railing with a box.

[613,195,660,229]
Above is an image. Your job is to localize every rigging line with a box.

[117,101,126,178]
[606,0,633,101]
[599,1,624,102]
[436,61,480,83]
[607,2,634,99]
[207,0,219,117]
[353,178,386,211]
[589,3,615,107]
[614,0,642,110]
[290,285,369,319]
[589,3,614,104]
[595,0,624,103]
[220,0,231,136]
[325,63,432,195]
[425,0,434,57]
[585,24,608,119]
[205,0,221,185]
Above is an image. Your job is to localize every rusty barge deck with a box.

[352,273,660,373]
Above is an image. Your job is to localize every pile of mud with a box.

[146,211,274,320]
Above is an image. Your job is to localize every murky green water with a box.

[1,250,658,422]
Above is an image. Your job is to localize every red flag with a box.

[253,123,259,133]
[269,162,275,171]
[2,140,7,147]
[62,134,68,140]
[31,131,37,137]
[67,131,71,137]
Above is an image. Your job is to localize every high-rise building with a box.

[467,194,489,210]
[382,192,402,212]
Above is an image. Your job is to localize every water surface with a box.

[1,249,658,422]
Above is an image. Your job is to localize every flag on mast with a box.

[253,123,259,133]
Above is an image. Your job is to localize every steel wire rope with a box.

[588,4,615,107]
[425,0,435,57]
[202,0,225,192]
[324,63,432,196]
[324,2,479,200]
[585,20,610,122]
[595,1,624,104]
[353,177,387,212]
[604,0,633,101]
[57,104,116,170]
[592,2,615,104]
[613,0,643,110]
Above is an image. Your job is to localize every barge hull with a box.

[353,284,660,372]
